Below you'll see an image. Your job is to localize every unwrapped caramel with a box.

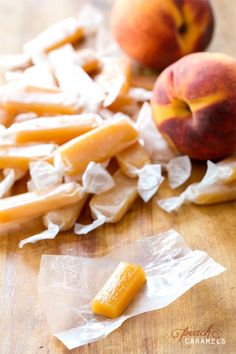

[92,262,146,318]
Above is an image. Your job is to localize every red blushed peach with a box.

[111,0,214,71]
[151,52,236,161]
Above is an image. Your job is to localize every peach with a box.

[151,52,236,160]
[111,0,214,71]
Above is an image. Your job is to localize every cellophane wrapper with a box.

[38,229,225,349]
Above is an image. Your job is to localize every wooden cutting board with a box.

[0,1,236,354]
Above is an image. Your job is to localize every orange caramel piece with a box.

[1,86,80,115]
[76,49,101,74]
[11,114,102,144]
[107,94,134,111]
[0,182,84,224]
[82,59,101,74]
[59,117,138,176]
[0,143,56,170]
[194,180,236,205]
[116,142,151,177]
[44,193,88,231]
[91,262,146,318]
[0,106,16,127]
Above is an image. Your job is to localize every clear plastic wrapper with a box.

[0,169,15,198]
[28,161,63,192]
[19,222,60,248]
[136,103,176,163]
[38,229,225,350]
[82,161,115,195]
[74,208,106,235]
[165,156,192,189]
[96,57,131,107]
[116,143,164,202]
[135,164,164,202]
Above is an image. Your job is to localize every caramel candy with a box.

[1,86,80,115]
[91,262,146,318]
[11,114,102,144]
[76,48,101,74]
[193,180,236,205]
[43,193,88,231]
[116,142,151,177]
[0,143,56,170]
[0,106,16,127]
[59,117,138,176]
[90,170,138,223]
[0,182,84,223]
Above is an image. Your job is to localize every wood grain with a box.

[0,1,236,354]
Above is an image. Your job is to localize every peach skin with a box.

[111,0,214,71]
[151,52,236,160]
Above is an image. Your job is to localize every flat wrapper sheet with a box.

[38,229,225,350]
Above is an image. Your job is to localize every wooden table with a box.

[0,1,236,353]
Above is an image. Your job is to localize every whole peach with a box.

[111,0,214,71]
[151,52,236,160]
